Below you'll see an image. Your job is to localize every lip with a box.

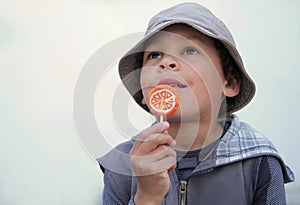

[157,78,188,88]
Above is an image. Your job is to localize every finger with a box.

[152,145,176,161]
[137,134,176,154]
[142,145,176,165]
[130,146,176,175]
[152,154,177,174]
[131,121,170,150]
[168,163,176,174]
[138,121,169,141]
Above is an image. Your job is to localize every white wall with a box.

[1,0,299,204]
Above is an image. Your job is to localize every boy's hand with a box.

[129,121,176,205]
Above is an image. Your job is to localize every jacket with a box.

[97,115,294,204]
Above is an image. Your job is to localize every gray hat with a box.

[119,2,256,114]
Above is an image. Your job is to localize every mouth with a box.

[157,78,188,88]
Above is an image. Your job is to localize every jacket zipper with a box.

[177,169,214,204]
[178,180,187,205]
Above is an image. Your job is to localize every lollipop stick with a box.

[160,114,163,123]
[159,103,164,122]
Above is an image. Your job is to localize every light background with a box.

[1,0,299,204]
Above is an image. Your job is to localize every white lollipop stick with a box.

[160,114,163,123]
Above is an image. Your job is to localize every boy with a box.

[98,2,294,204]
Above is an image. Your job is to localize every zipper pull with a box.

[179,180,187,205]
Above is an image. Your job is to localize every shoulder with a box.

[96,141,135,204]
[219,115,278,156]
[216,115,294,183]
[251,155,287,204]
[98,141,135,204]
[114,140,135,153]
[96,140,134,175]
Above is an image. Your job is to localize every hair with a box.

[214,40,241,86]
[214,40,242,107]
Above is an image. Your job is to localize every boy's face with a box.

[140,24,236,123]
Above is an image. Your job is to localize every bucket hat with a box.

[118,2,256,114]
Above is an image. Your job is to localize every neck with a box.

[168,118,224,151]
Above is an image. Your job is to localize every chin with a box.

[165,112,201,124]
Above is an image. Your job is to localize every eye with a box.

[147,52,162,59]
[183,47,199,55]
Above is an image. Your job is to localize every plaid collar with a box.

[195,115,294,183]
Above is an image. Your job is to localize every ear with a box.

[223,79,240,97]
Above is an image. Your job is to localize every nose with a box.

[159,55,179,71]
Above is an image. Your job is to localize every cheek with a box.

[191,60,224,94]
[139,68,152,102]
[140,68,151,87]
[186,62,225,112]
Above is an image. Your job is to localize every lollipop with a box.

[148,85,180,122]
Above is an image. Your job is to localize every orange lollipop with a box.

[148,85,179,121]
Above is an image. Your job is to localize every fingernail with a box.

[170,140,176,146]
[163,121,169,128]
